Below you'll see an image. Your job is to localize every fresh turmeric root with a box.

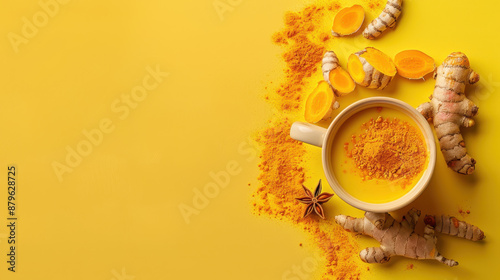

[347,47,397,90]
[395,50,435,79]
[417,52,479,174]
[331,5,365,37]
[304,81,339,123]
[336,208,484,266]
[363,0,403,39]
[322,51,355,96]
[424,215,485,241]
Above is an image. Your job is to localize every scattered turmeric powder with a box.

[254,3,362,279]
[328,2,342,11]
[458,208,471,218]
[367,0,382,10]
[319,32,330,42]
[272,5,330,111]
[255,119,306,218]
[254,119,361,279]
[346,116,427,186]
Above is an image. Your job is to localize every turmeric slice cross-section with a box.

[331,5,365,37]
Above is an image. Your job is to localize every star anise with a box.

[295,180,334,219]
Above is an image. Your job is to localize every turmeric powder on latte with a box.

[345,116,427,187]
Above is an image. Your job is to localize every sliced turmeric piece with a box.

[305,81,339,123]
[329,68,355,95]
[331,5,365,37]
[395,50,435,79]
[347,53,366,85]
[322,51,355,96]
[347,47,397,90]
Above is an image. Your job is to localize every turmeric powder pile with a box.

[254,119,306,218]
[271,5,331,111]
[253,2,361,279]
[346,116,427,186]
[254,119,360,279]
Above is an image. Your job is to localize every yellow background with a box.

[0,0,499,279]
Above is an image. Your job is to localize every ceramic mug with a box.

[290,97,436,212]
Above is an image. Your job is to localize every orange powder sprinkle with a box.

[253,2,361,279]
[255,119,306,219]
[319,32,331,42]
[366,0,382,10]
[272,5,331,111]
[254,119,360,279]
[458,208,471,218]
[328,2,342,11]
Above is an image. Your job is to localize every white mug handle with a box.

[290,122,327,147]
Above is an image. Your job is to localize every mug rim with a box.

[321,97,436,213]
